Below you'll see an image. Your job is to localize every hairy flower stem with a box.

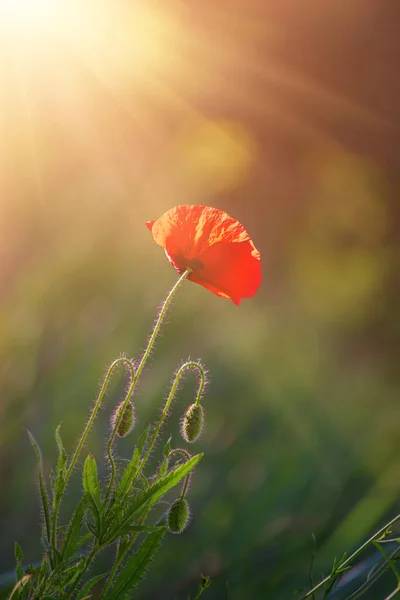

[301,513,400,599]
[51,357,135,556]
[134,269,191,384]
[64,546,99,600]
[168,449,192,499]
[100,514,148,599]
[384,588,400,600]
[135,361,205,480]
[101,450,196,596]
[104,269,191,507]
[51,271,191,557]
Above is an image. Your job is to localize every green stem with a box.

[103,269,191,507]
[343,546,400,600]
[135,360,205,480]
[65,546,98,600]
[134,269,191,385]
[168,448,192,499]
[373,541,400,583]
[100,539,121,599]
[301,514,400,599]
[104,367,137,507]
[100,514,148,599]
[51,357,134,555]
[384,587,400,600]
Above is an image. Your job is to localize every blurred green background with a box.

[0,0,400,598]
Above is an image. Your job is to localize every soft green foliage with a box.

[10,396,204,599]
[296,516,400,599]
[102,527,167,600]
[5,275,209,600]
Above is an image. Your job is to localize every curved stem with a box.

[104,372,137,507]
[51,358,134,555]
[301,514,400,599]
[168,448,192,499]
[136,361,205,480]
[66,358,135,486]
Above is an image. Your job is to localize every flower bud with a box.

[167,498,189,534]
[181,403,204,443]
[111,401,135,437]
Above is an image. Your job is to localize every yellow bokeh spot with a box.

[179,119,256,193]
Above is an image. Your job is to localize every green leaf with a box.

[8,574,32,600]
[163,436,172,458]
[111,524,166,538]
[137,425,151,458]
[52,425,68,504]
[55,425,67,475]
[14,542,24,581]
[61,497,89,561]
[28,431,52,547]
[103,528,167,600]
[76,573,108,599]
[53,548,63,567]
[106,453,202,544]
[191,574,212,600]
[83,455,101,504]
[83,454,103,535]
[61,558,87,589]
[158,457,169,478]
[116,448,141,501]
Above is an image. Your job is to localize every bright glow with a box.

[0,0,63,31]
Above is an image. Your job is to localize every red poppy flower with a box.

[146,205,261,305]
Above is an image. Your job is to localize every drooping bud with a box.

[111,401,135,437]
[167,498,190,534]
[181,403,204,443]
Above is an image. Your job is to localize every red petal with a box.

[145,220,155,231]
[148,205,252,258]
[146,205,261,303]
[190,240,261,304]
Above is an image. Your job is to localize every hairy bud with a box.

[167,498,190,534]
[111,401,135,437]
[181,403,204,443]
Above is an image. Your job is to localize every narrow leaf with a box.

[112,524,166,538]
[163,436,172,458]
[83,455,101,504]
[116,447,141,500]
[55,424,67,475]
[158,457,169,478]
[61,497,88,561]
[108,454,202,543]
[76,573,108,599]
[14,542,24,581]
[9,574,32,599]
[28,431,52,546]
[137,425,151,458]
[104,528,167,600]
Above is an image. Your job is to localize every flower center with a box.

[187,258,204,271]
[174,256,204,274]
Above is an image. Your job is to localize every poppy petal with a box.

[146,205,261,303]
[190,240,261,304]
[145,220,155,231]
